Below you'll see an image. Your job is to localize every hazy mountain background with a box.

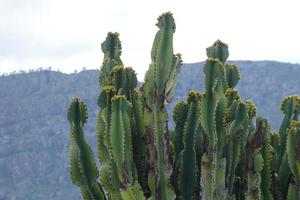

[0,61,299,200]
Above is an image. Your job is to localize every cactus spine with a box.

[67,12,300,200]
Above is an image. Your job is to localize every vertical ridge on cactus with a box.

[67,12,300,200]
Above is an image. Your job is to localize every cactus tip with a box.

[245,99,257,118]
[225,88,240,100]
[111,66,125,74]
[103,85,117,93]
[280,95,300,113]
[290,120,300,129]
[111,95,126,102]
[107,32,120,37]
[72,96,81,102]
[156,11,175,31]
[187,91,201,103]
[213,39,229,48]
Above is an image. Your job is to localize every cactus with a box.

[68,97,106,200]
[67,12,300,200]
[244,118,266,199]
[273,96,300,199]
[139,12,182,200]
[286,120,300,199]
[171,91,201,200]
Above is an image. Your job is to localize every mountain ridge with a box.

[0,60,299,200]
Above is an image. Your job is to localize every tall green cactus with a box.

[67,12,300,200]
[139,12,182,200]
[68,97,106,200]
[197,41,251,200]
[171,91,201,200]
[286,120,300,199]
[271,96,300,200]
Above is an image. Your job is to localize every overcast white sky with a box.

[1,0,300,80]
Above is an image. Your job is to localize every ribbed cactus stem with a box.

[100,32,123,88]
[140,11,181,200]
[174,91,201,200]
[206,40,229,63]
[244,118,268,199]
[68,97,106,200]
[200,56,226,199]
[277,96,300,168]
[277,96,300,199]
[287,121,300,198]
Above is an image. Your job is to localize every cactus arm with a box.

[200,57,223,200]
[227,101,247,137]
[109,96,125,167]
[194,125,204,200]
[226,101,246,196]
[287,121,300,186]
[206,40,229,63]
[226,64,240,88]
[111,66,127,93]
[130,91,148,192]
[140,12,181,200]
[101,32,122,62]
[124,67,138,91]
[277,96,300,169]
[141,12,179,106]
[153,12,176,95]
[97,86,116,162]
[200,58,224,143]
[223,64,244,194]
[200,57,228,199]
[170,151,183,196]
[277,115,293,169]
[201,153,213,199]
[277,96,300,199]
[110,95,135,185]
[277,154,291,199]
[244,118,267,200]
[140,63,155,109]
[226,138,241,195]
[141,12,176,106]
[260,121,273,200]
[245,152,263,200]
[97,86,122,197]
[176,92,201,200]
[165,54,182,103]
[100,32,123,87]
[68,97,106,200]
[69,134,95,200]
[225,101,247,197]
[153,107,175,200]
[172,101,189,158]
[234,100,256,199]
[214,97,227,199]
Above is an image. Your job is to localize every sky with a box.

[1,0,300,80]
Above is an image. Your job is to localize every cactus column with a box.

[140,12,182,200]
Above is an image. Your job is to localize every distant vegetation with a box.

[0,66,88,77]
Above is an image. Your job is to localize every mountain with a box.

[0,61,299,199]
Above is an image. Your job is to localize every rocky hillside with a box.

[0,61,299,199]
